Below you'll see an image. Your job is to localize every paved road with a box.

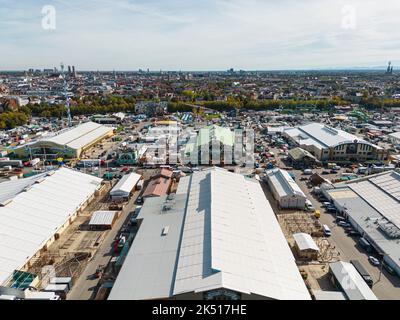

[67,193,138,300]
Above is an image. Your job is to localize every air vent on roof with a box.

[162,204,173,212]
[323,126,338,135]
[378,221,400,239]
[34,178,45,184]
[23,186,32,192]
[162,226,170,236]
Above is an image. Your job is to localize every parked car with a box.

[321,170,330,175]
[321,202,331,208]
[330,169,338,174]
[326,207,338,213]
[135,196,143,205]
[347,230,361,237]
[383,262,396,276]
[369,256,380,266]
[338,221,351,228]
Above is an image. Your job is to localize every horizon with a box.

[0,66,397,73]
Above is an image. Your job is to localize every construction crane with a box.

[60,62,72,127]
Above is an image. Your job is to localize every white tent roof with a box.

[109,168,310,300]
[293,233,320,251]
[89,211,118,226]
[110,173,141,197]
[285,123,381,150]
[173,168,310,300]
[330,261,378,300]
[0,168,102,285]
[266,168,306,199]
[22,122,112,151]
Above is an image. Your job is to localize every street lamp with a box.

[378,253,386,283]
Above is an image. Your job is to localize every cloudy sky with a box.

[1,0,400,70]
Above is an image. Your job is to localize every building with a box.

[14,122,114,159]
[109,168,310,300]
[0,167,103,286]
[109,173,142,201]
[184,125,235,165]
[329,261,378,300]
[322,171,400,277]
[141,169,173,199]
[292,233,320,261]
[283,123,387,163]
[265,168,307,209]
[88,211,120,230]
[287,147,319,169]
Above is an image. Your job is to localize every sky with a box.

[1,0,400,71]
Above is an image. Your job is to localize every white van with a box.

[323,224,332,236]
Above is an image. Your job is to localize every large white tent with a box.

[0,168,103,285]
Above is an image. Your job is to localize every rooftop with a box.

[266,168,306,198]
[293,233,320,252]
[285,122,381,150]
[109,168,310,300]
[330,261,378,300]
[20,122,112,151]
[0,168,103,285]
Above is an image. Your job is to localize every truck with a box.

[350,260,374,288]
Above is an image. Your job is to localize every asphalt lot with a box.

[67,191,139,300]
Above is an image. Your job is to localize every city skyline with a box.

[1,0,400,71]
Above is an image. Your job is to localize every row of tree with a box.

[0,112,29,130]
[360,98,400,109]
[168,98,348,113]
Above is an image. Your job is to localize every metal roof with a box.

[347,171,400,230]
[293,233,320,252]
[288,147,317,161]
[326,171,400,273]
[22,122,112,151]
[266,168,307,199]
[285,123,380,150]
[110,168,310,300]
[0,168,103,285]
[0,172,48,203]
[110,173,141,197]
[89,211,118,226]
[329,261,378,300]
[108,195,187,300]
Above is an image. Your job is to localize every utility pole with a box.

[60,63,72,127]
[378,253,386,282]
